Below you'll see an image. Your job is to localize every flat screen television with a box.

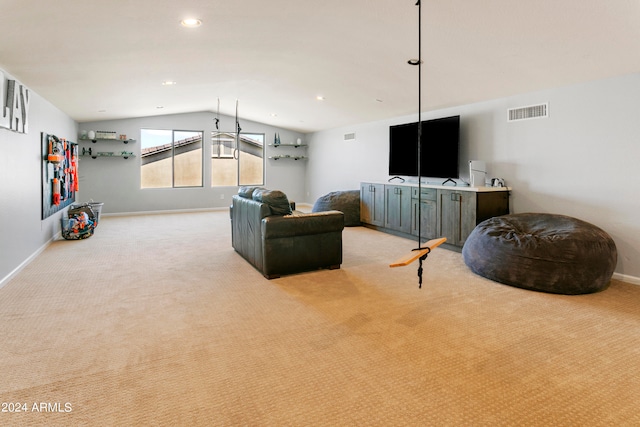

[388,115,460,180]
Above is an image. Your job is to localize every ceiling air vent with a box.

[343,132,356,142]
[508,103,548,122]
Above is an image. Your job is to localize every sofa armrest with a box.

[262,211,344,239]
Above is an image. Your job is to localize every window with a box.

[211,132,264,187]
[141,129,203,188]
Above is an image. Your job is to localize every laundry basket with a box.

[87,201,104,226]
[61,207,95,240]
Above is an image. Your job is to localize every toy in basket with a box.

[61,204,96,240]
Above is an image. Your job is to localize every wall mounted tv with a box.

[388,115,460,180]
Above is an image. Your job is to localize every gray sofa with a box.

[230,187,344,279]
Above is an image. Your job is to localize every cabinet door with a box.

[458,192,477,246]
[411,186,438,240]
[438,189,477,246]
[438,189,459,244]
[360,183,384,226]
[384,185,411,233]
[411,198,437,240]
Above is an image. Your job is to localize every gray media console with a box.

[360,182,510,249]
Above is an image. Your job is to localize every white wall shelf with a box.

[269,155,307,160]
[268,141,307,161]
[80,138,136,144]
[81,147,135,159]
[268,143,306,148]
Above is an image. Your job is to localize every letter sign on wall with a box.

[0,71,30,134]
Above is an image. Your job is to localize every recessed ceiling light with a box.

[181,18,202,28]
[271,113,278,117]
[156,106,164,109]
[316,95,325,101]
[162,81,177,86]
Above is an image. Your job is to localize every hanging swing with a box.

[389,0,446,288]
[214,98,221,156]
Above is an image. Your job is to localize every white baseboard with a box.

[102,207,227,217]
[0,237,56,290]
[612,272,640,286]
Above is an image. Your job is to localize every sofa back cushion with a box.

[238,186,265,199]
[253,189,293,216]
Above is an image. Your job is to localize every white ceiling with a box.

[1,0,639,133]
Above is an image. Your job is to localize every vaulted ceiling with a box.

[1,0,639,133]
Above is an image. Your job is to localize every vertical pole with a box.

[416,0,423,249]
[235,99,241,180]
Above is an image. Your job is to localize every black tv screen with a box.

[388,115,460,179]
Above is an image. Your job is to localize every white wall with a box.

[0,69,78,286]
[79,112,306,214]
[306,72,640,281]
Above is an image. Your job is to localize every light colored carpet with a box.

[0,210,639,426]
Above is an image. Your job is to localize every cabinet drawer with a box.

[411,187,437,201]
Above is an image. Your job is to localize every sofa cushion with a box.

[252,189,293,216]
[238,186,265,199]
[262,211,344,239]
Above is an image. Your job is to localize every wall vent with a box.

[343,132,356,142]
[507,103,548,122]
